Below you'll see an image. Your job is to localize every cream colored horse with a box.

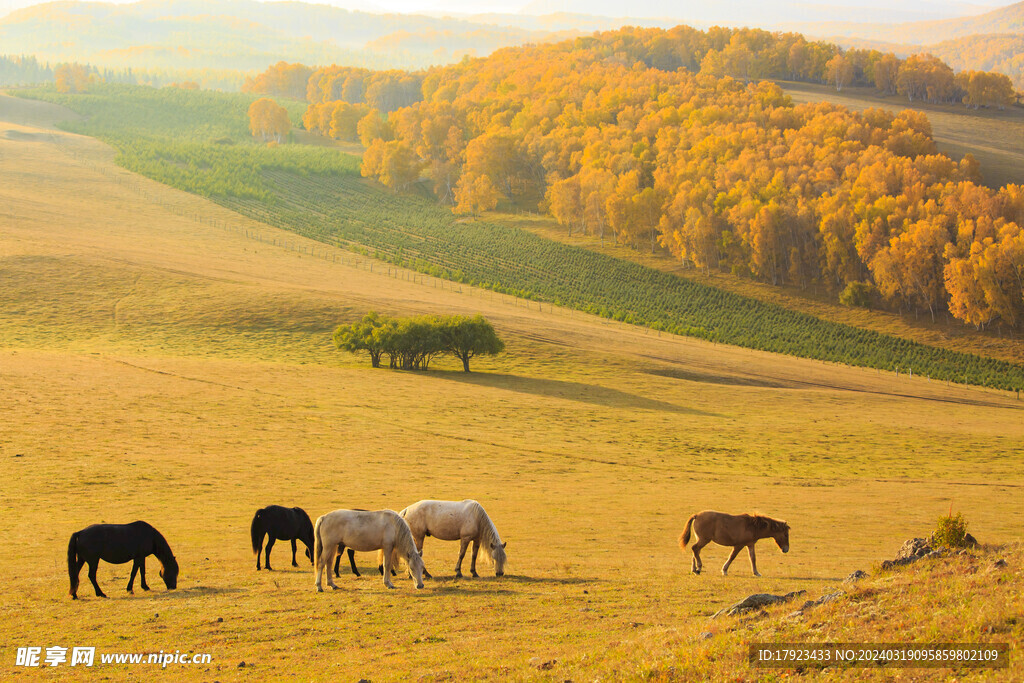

[395,499,507,578]
[679,510,790,577]
[314,509,424,591]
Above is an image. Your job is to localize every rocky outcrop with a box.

[713,590,806,618]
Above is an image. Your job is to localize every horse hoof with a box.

[127,590,134,595]
[316,586,323,593]
[471,571,479,578]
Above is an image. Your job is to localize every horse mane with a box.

[151,527,178,574]
[472,502,502,564]
[392,512,420,560]
[746,513,788,533]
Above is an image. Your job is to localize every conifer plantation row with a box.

[18,79,1024,392]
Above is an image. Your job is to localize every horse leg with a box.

[333,549,341,578]
[291,539,299,567]
[381,544,396,589]
[264,537,276,571]
[88,561,107,598]
[721,546,742,576]
[139,557,149,591]
[455,538,470,578]
[326,545,340,589]
[347,548,360,577]
[127,559,140,594]
[470,539,481,578]
[747,544,761,577]
[691,539,708,575]
[255,532,264,571]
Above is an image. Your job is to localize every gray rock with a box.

[993,559,1007,568]
[698,631,714,640]
[844,570,868,583]
[895,538,932,561]
[964,533,979,547]
[713,590,806,618]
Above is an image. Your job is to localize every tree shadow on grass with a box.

[428,371,720,416]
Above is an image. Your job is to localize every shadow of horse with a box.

[427,371,719,416]
[148,586,246,599]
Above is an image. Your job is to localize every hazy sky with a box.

[0,0,1007,20]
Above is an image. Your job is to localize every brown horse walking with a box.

[679,510,789,577]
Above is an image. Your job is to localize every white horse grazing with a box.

[314,509,424,591]
[396,500,507,578]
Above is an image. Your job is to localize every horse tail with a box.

[250,509,263,556]
[67,532,80,596]
[313,515,324,569]
[679,514,697,550]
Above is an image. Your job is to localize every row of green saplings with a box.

[333,312,505,372]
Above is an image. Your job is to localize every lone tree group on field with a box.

[333,312,504,372]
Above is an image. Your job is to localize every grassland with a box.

[15,84,1024,393]
[1,93,1022,680]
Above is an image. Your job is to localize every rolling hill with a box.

[2,88,1022,681]
[0,0,579,72]
[791,0,1023,44]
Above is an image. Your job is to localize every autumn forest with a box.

[240,26,1024,333]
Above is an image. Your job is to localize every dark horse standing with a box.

[68,521,179,599]
[251,505,358,574]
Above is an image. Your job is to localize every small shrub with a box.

[932,512,969,548]
[839,281,876,309]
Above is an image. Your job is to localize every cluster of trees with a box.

[242,62,313,100]
[333,312,504,371]
[1,54,245,90]
[246,26,1018,110]
[301,99,371,142]
[252,26,1022,330]
[248,97,292,143]
[927,34,1024,91]
[0,55,52,86]
[55,64,93,93]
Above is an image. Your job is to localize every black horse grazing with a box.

[68,521,179,599]
[251,505,358,573]
[333,546,361,577]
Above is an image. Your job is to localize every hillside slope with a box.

[791,0,1024,44]
[3,91,1022,681]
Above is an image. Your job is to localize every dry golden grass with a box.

[1,93,1022,680]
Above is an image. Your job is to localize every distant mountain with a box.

[518,0,1003,26]
[788,0,1023,44]
[0,0,573,73]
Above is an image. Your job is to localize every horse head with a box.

[491,541,508,577]
[407,549,425,589]
[773,522,790,554]
[160,555,179,590]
